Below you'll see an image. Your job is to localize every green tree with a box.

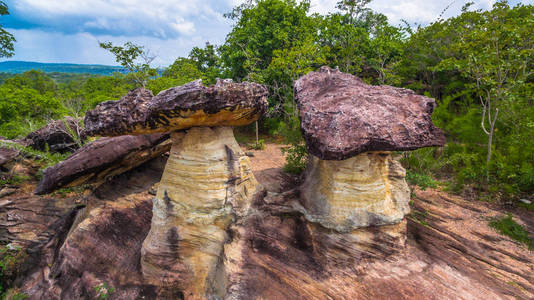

[0,1,15,58]
[189,42,223,84]
[220,0,317,81]
[99,41,157,88]
[437,1,534,181]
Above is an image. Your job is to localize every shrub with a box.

[405,171,438,190]
[282,144,307,175]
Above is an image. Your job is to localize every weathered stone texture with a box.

[141,127,260,297]
[83,88,154,137]
[85,80,268,136]
[24,117,86,153]
[294,66,446,160]
[297,152,410,232]
[35,133,170,194]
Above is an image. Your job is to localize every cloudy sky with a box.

[1,0,531,67]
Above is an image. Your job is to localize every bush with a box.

[405,171,438,190]
[282,144,307,175]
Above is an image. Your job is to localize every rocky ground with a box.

[1,142,533,299]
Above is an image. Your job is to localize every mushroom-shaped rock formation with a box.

[84,79,268,297]
[294,67,445,233]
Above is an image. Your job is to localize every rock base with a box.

[298,152,410,232]
[140,127,260,298]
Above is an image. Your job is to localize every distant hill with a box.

[0,61,126,75]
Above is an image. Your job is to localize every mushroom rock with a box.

[83,79,268,297]
[35,133,170,195]
[294,67,445,234]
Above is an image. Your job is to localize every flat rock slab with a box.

[84,80,268,136]
[294,67,446,160]
[35,133,170,194]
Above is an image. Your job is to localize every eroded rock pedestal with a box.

[293,66,446,251]
[298,152,410,233]
[141,127,260,298]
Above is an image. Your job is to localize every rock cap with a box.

[294,66,446,160]
[85,79,268,137]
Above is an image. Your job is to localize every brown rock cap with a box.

[294,67,446,160]
[84,79,268,136]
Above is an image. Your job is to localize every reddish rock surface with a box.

[294,67,446,160]
[1,144,532,299]
[35,133,170,195]
[83,88,154,137]
[84,80,268,136]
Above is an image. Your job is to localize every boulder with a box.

[294,66,446,160]
[24,117,85,153]
[35,133,170,194]
[84,79,268,136]
[0,145,20,170]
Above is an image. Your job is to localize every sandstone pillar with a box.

[141,127,259,298]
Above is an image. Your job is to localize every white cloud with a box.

[9,0,227,38]
[5,29,207,67]
[4,0,533,66]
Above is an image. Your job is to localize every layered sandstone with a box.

[141,127,260,297]
[80,79,268,298]
[297,152,410,232]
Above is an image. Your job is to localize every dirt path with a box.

[241,143,286,172]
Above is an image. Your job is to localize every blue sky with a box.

[1,0,532,67]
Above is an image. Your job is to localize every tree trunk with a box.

[255,121,259,148]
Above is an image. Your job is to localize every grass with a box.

[0,140,70,168]
[489,213,532,249]
[0,174,30,186]
[405,170,439,190]
[410,210,429,226]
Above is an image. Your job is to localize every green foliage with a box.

[99,41,157,88]
[0,1,15,58]
[0,174,30,187]
[0,245,26,299]
[248,139,265,150]
[281,144,307,175]
[0,140,70,169]
[94,282,115,300]
[405,170,438,190]
[489,213,532,249]
[398,2,534,200]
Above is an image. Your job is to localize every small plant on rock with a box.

[489,213,532,249]
[94,282,115,300]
